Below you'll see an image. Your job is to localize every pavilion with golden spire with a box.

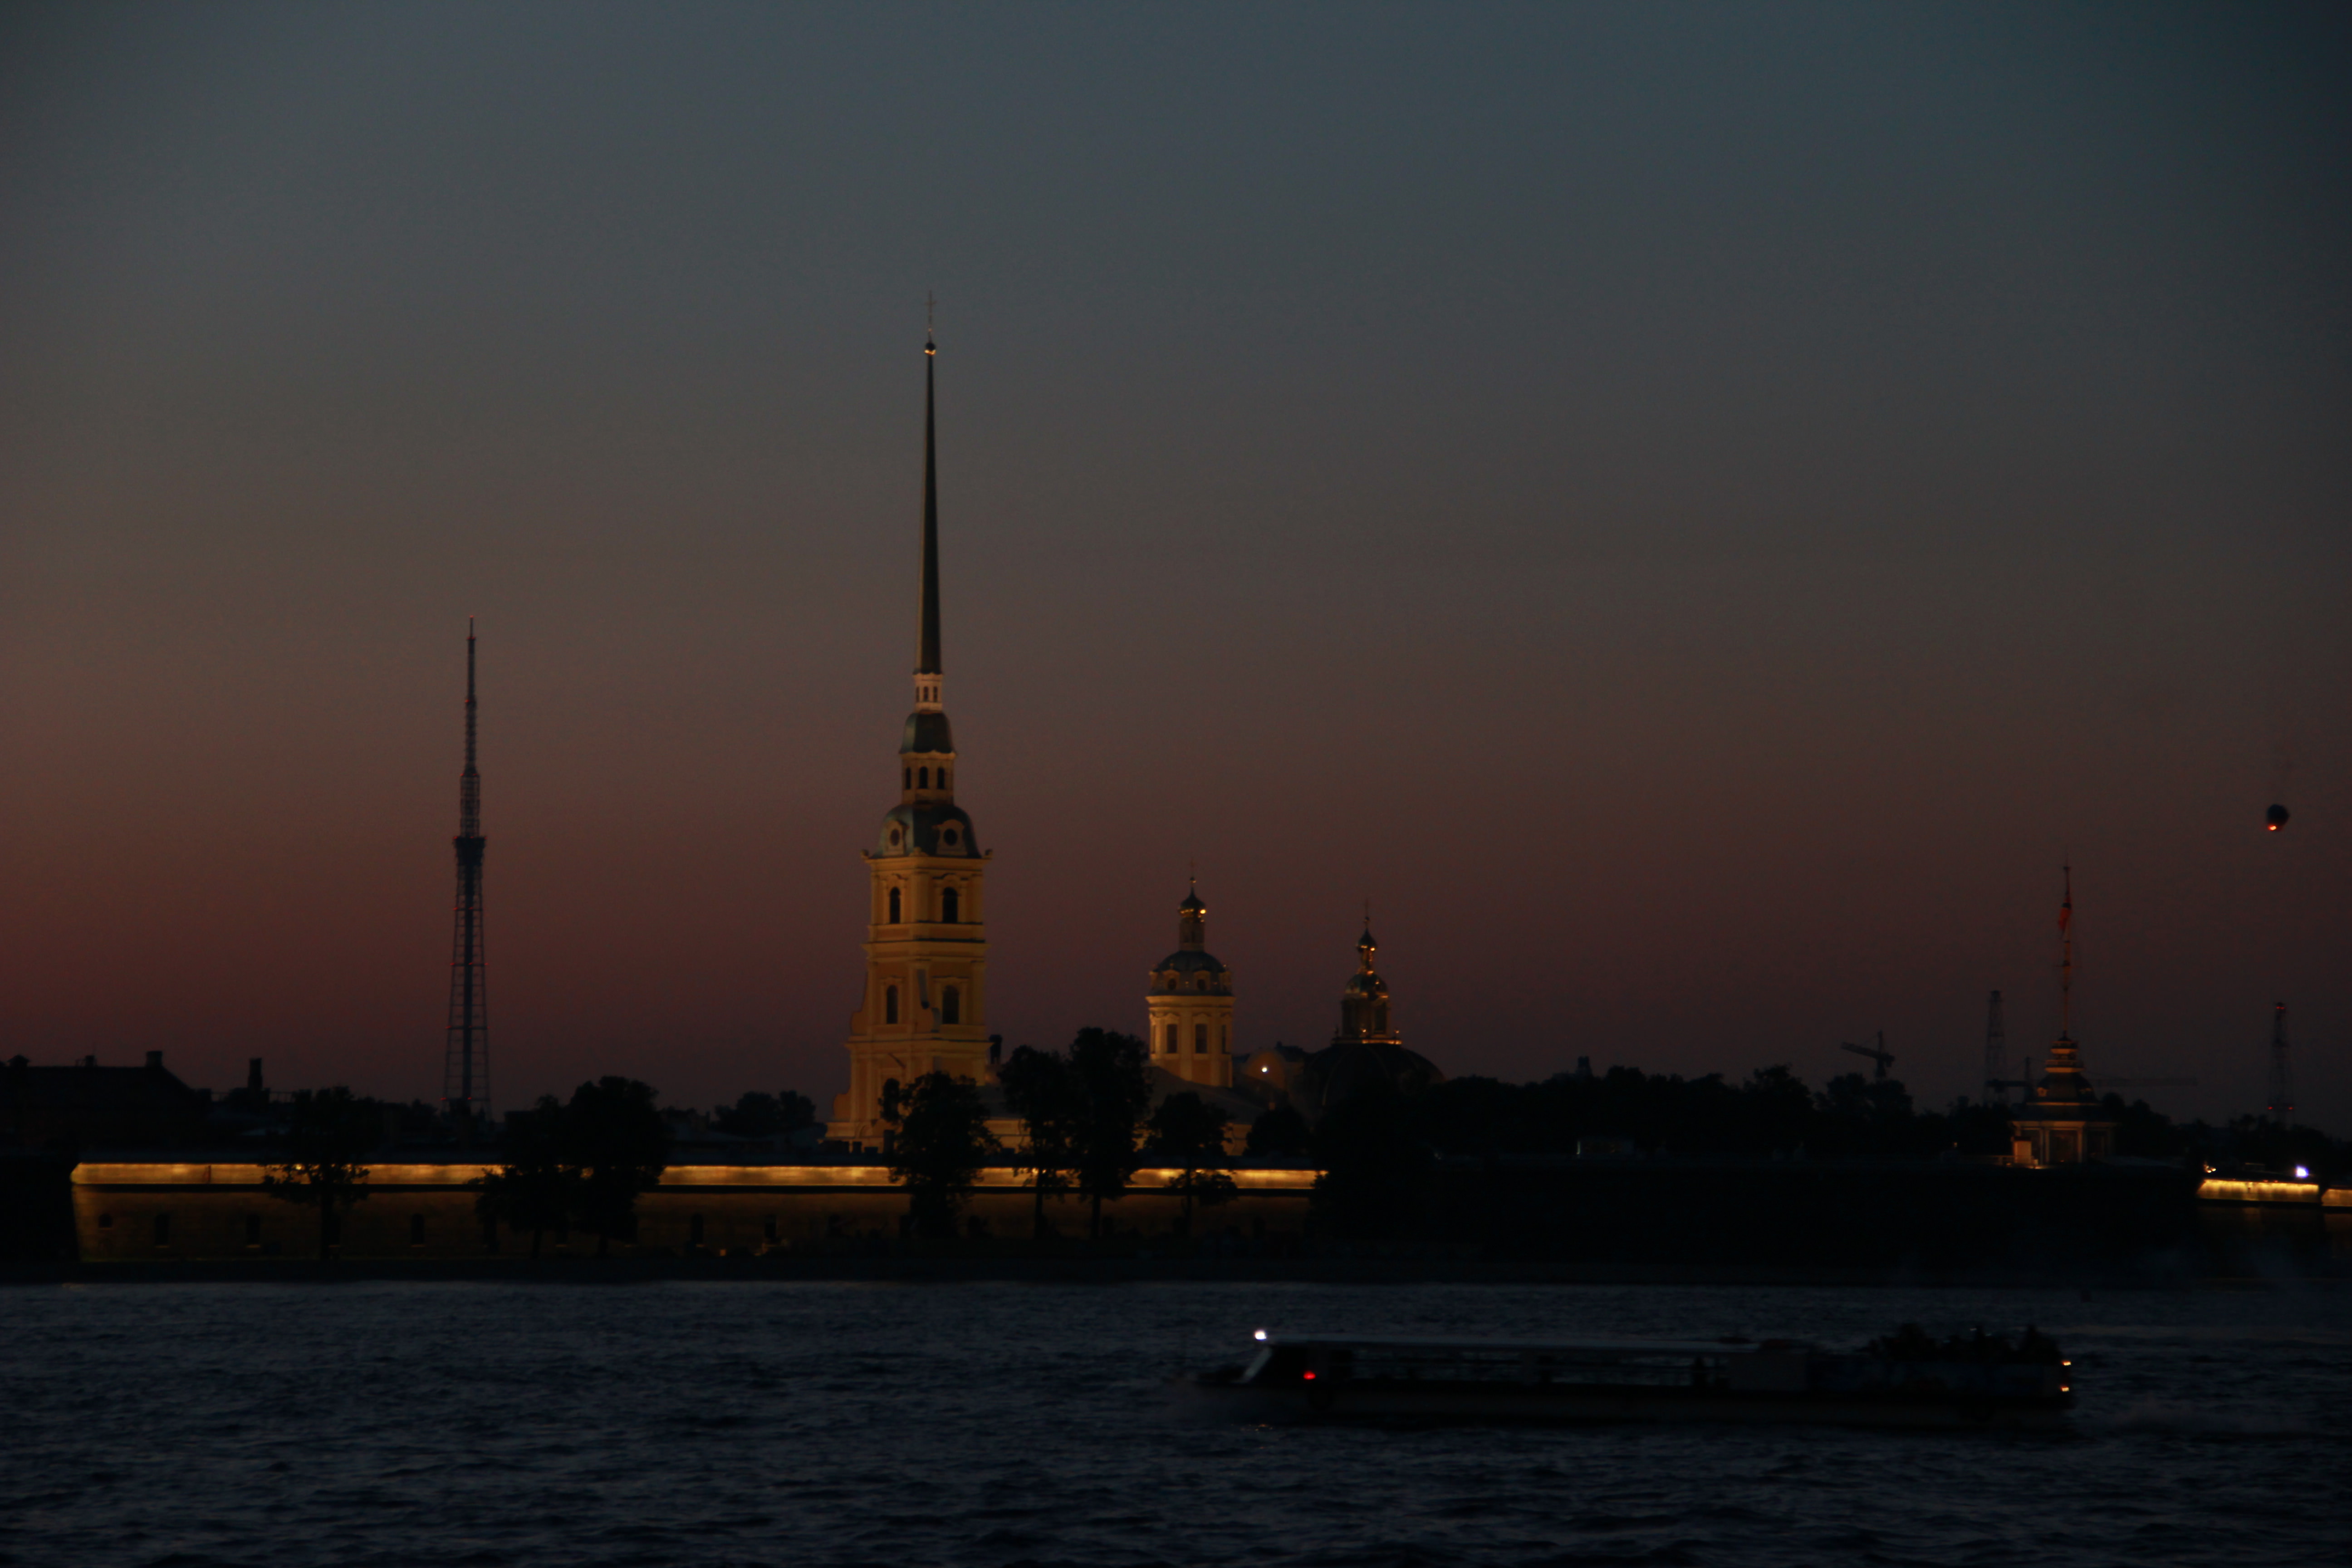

[2009,864,2118,1165]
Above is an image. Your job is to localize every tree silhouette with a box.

[469,1095,577,1256]
[562,1077,670,1257]
[998,1045,1080,1238]
[714,1090,816,1141]
[262,1088,375,1260]
[1145,1091,1235,1236]
[1066,1028,1153,1241]
[882,1071,998,1239]
[1245,1103,1310,1157]
[1309,1075,1432,1242]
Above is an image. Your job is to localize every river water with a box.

[2,1279,2345,1567]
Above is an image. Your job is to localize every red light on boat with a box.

[1302,1371,1316,1380]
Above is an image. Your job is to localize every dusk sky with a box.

[2,2,2345,1131]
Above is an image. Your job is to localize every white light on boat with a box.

[2294,1166,2310,1180]
[1254,1329,1268,1341]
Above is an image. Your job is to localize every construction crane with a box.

[1841,1032,1895,1081]
[1987,1054,2037,1100]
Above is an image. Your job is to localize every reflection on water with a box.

[2,1279,2345,1567]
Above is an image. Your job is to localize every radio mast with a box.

[2265,1002,2293,1131]
[444,621,489,1137]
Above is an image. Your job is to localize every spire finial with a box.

[2057,861,2074,1038]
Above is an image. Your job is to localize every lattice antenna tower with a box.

[1984,990,2008,1104]
[2266,1002,2293,1131]
[444,620,489,1133]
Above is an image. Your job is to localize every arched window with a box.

[1164,1024,1178,1054]
[1194,1024,1207,1054]
[940,769,949,789]
[918,766,930,788]
[941,887,960,922]
[1221,1025,1230,1050]
[884,985,899,1024]
[887,887,902,923]
[940,985,960,1025]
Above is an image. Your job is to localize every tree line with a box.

[883,1027,1235,1240]
[251,1050,2344,1259]
[257,1078,673,1260]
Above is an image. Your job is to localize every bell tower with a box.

[829,325,993,1149]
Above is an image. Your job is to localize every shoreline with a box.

[5,1256,2340,1288]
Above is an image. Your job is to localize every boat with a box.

[1187,1324,2073,1430]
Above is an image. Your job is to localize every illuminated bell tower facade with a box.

[1147,882,1234,1088]
[829,328,992,1150]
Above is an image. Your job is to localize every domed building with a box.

[1240,923,1445,1124]
[1147,882,1235,1088]
[1307,923,1446,1117]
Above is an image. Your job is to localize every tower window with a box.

[1164,1024,1178,1054]
[1195,1024,1207,1054]
[940,769,949,789]
[942,888,960,922]
[919,767,930,788]
[941,985,960,1025]
[885,985,899,1024]
[903,768,911,789]
[888,887,902,923]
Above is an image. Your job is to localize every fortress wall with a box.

[68,1163,1315,1262]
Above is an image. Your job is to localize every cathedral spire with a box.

[915,314,942,711]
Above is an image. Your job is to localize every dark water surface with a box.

[3,1279,2346,1568]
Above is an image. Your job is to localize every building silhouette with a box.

[1239,924,1446,1124]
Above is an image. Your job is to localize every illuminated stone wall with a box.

[69,1162,1316,1261]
